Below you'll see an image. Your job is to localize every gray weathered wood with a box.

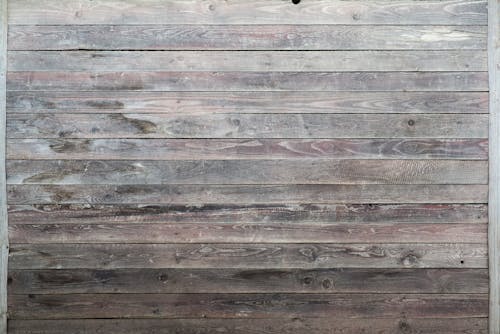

[5,160,488,185]
[7,51,488,72]
[8,243,487,269]
[6,184,489,205]
[7,25,487,51]
[7,0,488,25]
[6,114,488,139]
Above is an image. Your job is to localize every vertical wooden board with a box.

[0,0,6,333]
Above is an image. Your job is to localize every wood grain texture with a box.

[6,71,488,92]
[7,25,487,51]
[6,318,489,334]
[7,51,488,72]
[7,293,488,319]
[6,114,488,139]
[8,268,488,294]
[5,160,488,185]
[7,91,489,114]
[7,0,488,25]
[8,139,489,160]
[7,204,488,225]
[6,184,489,205]
[8,243,487,269]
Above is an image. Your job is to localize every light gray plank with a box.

[7,0,488,25]
[7,51,488,72]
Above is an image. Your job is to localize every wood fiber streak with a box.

[7,268,488,294]
[6,114,488,139]
[8,243,487,269]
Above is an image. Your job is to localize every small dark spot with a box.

[75,10,82,18]
[322,279,333,289]
[407,119,415,126]
[352,13,361,20]
[41,101,57,109]
[398,320,411,332]
[208,4,215,10]
[7,277,12,285]
[292,0,300,4]
[91,127,100,133]
[158,273,168,282]
[152,308,160,315]
[460,260,464,264]
[303,277,313,285]
[231,118,241,126]
[28,294,35,299]
[58,130,73,138]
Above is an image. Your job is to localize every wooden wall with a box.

[4,0,489,333]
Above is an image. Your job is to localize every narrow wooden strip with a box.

[6,72,488,92]
[6,184,488,205]
[8,222,487,244]
[7,25,487,51]
[6,318,489,334]
[7,139,489,160]
[6,114,488,139]
[7,91,489,114]
[8,268,488,294]
[7,293,488,319]
[7,0,488,25]
[7,51,488,72]
[8,243,487,269]
[6,160,488,185]
[7,203,489,225]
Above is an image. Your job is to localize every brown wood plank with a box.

[7,0,488,25]
[8,243,487,269]
[6,72,488,92]
[6,160,488,185]
[6,318,489,334]
[7,204,488,225]
[6,114,488,139]
[7,25,487,51]
[7,139,489,160]
[7,293,488,319]
[7,91,489,114]
[8,268,488,294]
[7,51,488,72]
[7,184,488,205]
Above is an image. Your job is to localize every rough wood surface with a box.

[7,184,489,205]
[7,51,488,72]
[8,268,488,294]
[8,243,487,269]
[6,71,488,92]
[7,293,488,319]
[8,139,488,160]
[6,114,488,139]
[7,91,489,114]
[5,160,488,185]
[6,318,489,334]
[7,0,488,25]
[7,25,487,51]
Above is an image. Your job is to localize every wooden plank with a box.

[6,318,489,334]
[7,139,489,160]
[7,293,488,319]
[7,25,487,51]
[7,204,489,225]
[8,243,487,269]
[6,184,489,205]
[7,51,488,72]
[8,222,487,244]
[6,71,488,92]
[7,0,488,25]
[5,160,488,185]
[6,91,489,114]
[6,114,488,139]
[489,0,500,332]
[8,268,488,294]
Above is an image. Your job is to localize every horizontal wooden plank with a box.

[6,114,488,139]
[7,204,488,225]
[7,51,488,72]
[7,139,489,160]
[7,25,487,51]
[7,293,488,319]
[9,243,487,269]
[6,318,489,334]
[6,160,488,185]
[6,72,488,92]
[7,91,489,114]
[7,0,488,25]
[7,184,488,205]
[8,268,488,294]
[8,222,487,244]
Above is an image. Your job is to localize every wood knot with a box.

[401,253,419,267]
[292,0,301,4]
[302,277,313,285]
[158,273,168,282]
[407,119,415,126]
[322,279,333,289]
